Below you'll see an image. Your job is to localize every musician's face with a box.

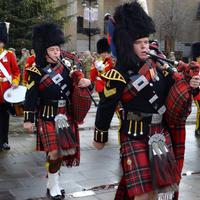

[46,45,61,63]
[133,37,149,61]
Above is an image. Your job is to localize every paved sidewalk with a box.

[0,101,200,200]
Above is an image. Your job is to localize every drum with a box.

[3,85,27,116]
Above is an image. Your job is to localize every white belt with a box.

[0,77,8,82]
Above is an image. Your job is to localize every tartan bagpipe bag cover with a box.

[71,70,92,124]
[164,79,192,126]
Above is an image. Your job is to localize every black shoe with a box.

[2,143,10,150]
[51,195,63,200]
[46,189,65,199]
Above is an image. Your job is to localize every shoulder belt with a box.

[101,69,126,84]
[0,50,8,60]
[26,65,42,76]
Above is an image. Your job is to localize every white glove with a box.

[95,60,105,72]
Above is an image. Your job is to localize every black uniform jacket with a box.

[94,61,173,143]
[24,63,72,123]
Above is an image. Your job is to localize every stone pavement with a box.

[0,100,200,200]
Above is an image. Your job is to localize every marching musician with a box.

[0,22,20,151]
[191,42,200,136]
[90,37,114,98]
[93,2,200,200]
[23,23,91,200]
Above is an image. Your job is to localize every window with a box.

[77,16,83,33]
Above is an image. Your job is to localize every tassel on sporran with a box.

[54,114,76,156]
[148,133,180,193]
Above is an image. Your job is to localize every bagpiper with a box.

[23,23,92,200]
[93,1,200,200]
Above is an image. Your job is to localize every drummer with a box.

[0,22,20,151]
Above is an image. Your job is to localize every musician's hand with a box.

[190,75,200,88]
[23,122,34,133]
[178,60,186,66]
[11,84,18,89]
[78,78,91,88]
[93,141,105,150]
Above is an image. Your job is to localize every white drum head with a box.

[4,85,27,103]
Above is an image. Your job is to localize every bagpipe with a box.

[146,50,200,125]
[146,50,200,80]
[58,55,97,107]
[57,52,97,124]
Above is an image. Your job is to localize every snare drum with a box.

[4,85,27,117]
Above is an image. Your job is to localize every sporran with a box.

[148,132,180,193]
[54,114,76,156]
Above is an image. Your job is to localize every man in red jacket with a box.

[23,49,35,86]
[90,37,114,98]
[0,22,20,151]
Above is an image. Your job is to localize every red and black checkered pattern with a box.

[169,122,186,176]
[36,106,80,167]
[115,176,129,200]
[39,64,64,91]
[164,79,192,126]
[71,84,92,124]
[169,123,186,200]
[116,124,177,199]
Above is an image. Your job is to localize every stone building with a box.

[147,0,200,57]
[57,0,200,57]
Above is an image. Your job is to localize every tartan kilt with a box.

[169,123,186,176]
[36,107,80,167]
[117,124,176,198]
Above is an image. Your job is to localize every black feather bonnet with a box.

[32,23,65,67]
[97,37,111,54]
[191,42,200,61]
[113,1,155,70]
[0,22,9,44]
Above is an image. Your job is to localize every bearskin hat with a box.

[112,1,155,70]
[191,42,200,61]
[96,37,111,54]
[32,23,65,67]
[0,22,9,44]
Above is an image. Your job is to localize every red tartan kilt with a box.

[164,79,192,126]
[118,124,178,198]
[36,107,80,166]
[71,85,92,124]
